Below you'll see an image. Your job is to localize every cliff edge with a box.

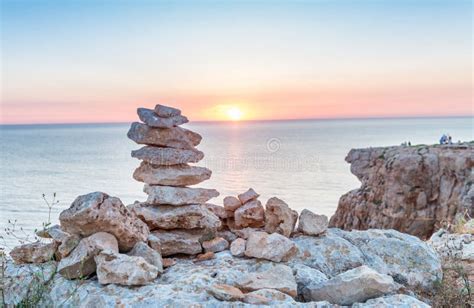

[329,143,474,239]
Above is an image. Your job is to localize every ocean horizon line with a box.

[1,114,472,127]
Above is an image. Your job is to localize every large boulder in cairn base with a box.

[304,265,400,305]
[137,108,188,128]
[245,231,298,262]
[127,122,202,149]
[132,146,204,166]
[236,264,298,298]
[144,185,219,206]
[151,229,213,256]
[129,203,221,230]
[10,242,57,264]
[133,162,211,186]
[59,192,149,252]
[234,200,265,228]
[95,250,159,286]
[297,209,328,236]
[264,197,298,237]
[58,232,118,279]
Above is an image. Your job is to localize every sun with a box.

[226,107,243,121]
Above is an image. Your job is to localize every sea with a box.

[1,116,472,249]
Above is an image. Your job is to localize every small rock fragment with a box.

[234,200,265,228]
[196,251,215,261]
[10,242,57,264]
[230,238,246,257]
[223,196,242,212]
[202,237,229,253]
[208,284,244,301]
[127,242,163,273]
[264,197,298,237]
[238,188,260,204]
[162,258,177,268]
[297,209,328,236]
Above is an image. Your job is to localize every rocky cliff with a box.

[330,143,474,239]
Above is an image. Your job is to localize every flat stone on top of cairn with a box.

[127,103,221,256]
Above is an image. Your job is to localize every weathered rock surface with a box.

[292,263,328,302]
[223,196,242,212]
[127,242,163,272]
[3,261,57,306]
[154,104,181,118]
[58,232,119,279]
[10,241,57,264]
[265,197,298,237]
[330,144,474,239]
[4,230,440,307]
[429,228,474,281]
[245,231,298,262]
[230,238,246,257]
[202,237,229,253]
[236,263,298,297]
[95,250,159,286]
[144,185,219,206]
[137,107,188,128]
[352,294,430,307]
[238,188,260,204]
[59,192,149,251]
[129,203,221,230]
[131,146,204,166]
[234,199,265,228]
[133,162,211,186]
[128,122,202,149]
[293,229,442,290]
[151,229,205,256]
[306,265,400,305]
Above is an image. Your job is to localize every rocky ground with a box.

[3,227,446,307]
[1,105,473,307]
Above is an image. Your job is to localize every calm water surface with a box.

[1,117,472,248]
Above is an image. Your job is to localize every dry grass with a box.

[431,258,472,308]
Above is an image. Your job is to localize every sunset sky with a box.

[1,0,472,124]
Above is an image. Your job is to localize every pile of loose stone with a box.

[8,104,331,289]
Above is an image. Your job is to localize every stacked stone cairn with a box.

[127,104,223,259]
[7,104,332,290]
